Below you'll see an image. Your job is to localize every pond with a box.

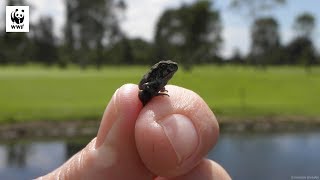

[0,132,319,180]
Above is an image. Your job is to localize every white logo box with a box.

[6,6,29,32]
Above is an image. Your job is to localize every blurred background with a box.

[0,0,320,179]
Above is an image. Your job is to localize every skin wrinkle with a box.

[56,154,70,179]
[78,145,86,179]
[56,167,62,180]
[67,161,72,179]
[61,163,68,180]
[79,139,94,180]
[63,153,75,179]
[177,87,194,111]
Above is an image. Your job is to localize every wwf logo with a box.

[6,6,29,32]
[11,9,25,24]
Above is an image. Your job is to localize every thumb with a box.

[38,84,153,179]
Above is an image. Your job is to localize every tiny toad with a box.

[138,60,178,106]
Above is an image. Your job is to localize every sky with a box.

[1,0,320,58]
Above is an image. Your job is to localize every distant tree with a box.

[154,1,222,70]
[104,36,134,65]
[0,0,31,64]
[63,0,125,68]
[285,13,317,70]
[293,12,315,39]
[284,37,316,66]
[129,38,153,64]
[229,48,245,64]
[0,34,8,64]
[250,17,281,66]
[118,37,134,65]
[105,37,152,65]
[7,0,25,5]
[32,17,58,66]
[63,0,77,65]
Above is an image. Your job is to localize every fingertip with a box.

[115,83,143,111]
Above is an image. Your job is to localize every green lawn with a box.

[0,65,320,123]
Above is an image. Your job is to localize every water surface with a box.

[1,132,319,180]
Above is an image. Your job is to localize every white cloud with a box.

[30,0,197,42]
[30,0,65,37]
[221,26,250,58]
[120,0,196,41]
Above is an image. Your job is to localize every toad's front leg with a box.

[160,87,168,93]
[157,86,169,97]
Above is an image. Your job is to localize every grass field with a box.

[0,65,320,123]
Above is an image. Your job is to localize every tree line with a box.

[0,0,319,69]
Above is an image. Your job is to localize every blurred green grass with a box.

[0,65,320,123]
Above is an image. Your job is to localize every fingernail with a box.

[159,114,198,164]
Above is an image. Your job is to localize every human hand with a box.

[37,84,230,180]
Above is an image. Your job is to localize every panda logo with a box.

[11,9,24,24]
